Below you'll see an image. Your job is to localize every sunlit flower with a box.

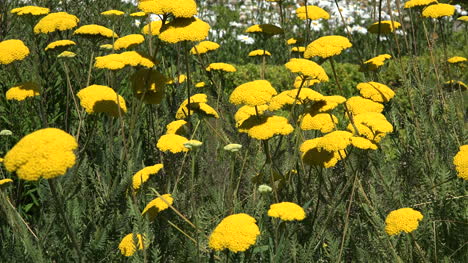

[422,3,455,18]
[356,82,395,103]
[443,80,467,91]
[118,233,148,257]
[248,49,271,57]
[4,128,78,181]
[245,24,283,36]
[458,16,468,22]
[57,51,76,58]
[300,111,338,133]
[296,5,330,20]
[113,34,145,50]
[138,0,197,18]
[159,17,210,43]
[404,0,437,9]
[268,88,325,111]
[310,95,346,112]
[346,96,384,115]
[175,93,219,119]
[6,82,40,101]
[141,21,164,35]
[286,37,304,45]
[230,80,277,106]
[132,164,163,190]
[304,35,352,59]
[238,115,294,140]
[300,138,346,168]
[234,105,268,127]
[34,12,79,34]
[101,10,124,16]
[130,12,146,17]
[157,134,189,153]
[347,112,393,142]
[141,194,173,220]
[11,6,50,16]
[45,40,76,51]
[206,62,236,72]
[360,54,392,71]
[95,51,155,70]
[285,58,329,82]
[73,24,118,38]
[453,145,468,180]
[190,41,220,55]
[385,208,423,235]
[100,44,113,50]
[291,47,306,53]
[76,85,127,117]
[0,39,30,64]
[268,202,306,221]
[368,21,401,34]
[447,56,467,64]
[165,120,187,135]
[0,178,13,186]
[195,82,206,88]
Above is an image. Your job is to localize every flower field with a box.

[0,0,467,262]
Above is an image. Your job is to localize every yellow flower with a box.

[350,136,378,150]
[100,44,113,50]
[142,21,164,35]
[304,35,352,59]
[0,179,13,186]
[190,41,220,55]
[385,208,423,235]
[248,49,271,56]
[368,20,401,34]
[4,128,78,181]
[132,69,167,104]
[195,82,205,88]
[422,3,455,18]
[11,6,50,16]
[45,40,76,51]
[166,120,187,135]
[245,24,283,36]
[300,138,346,168]
[443,80,467,92]
[234,105,269,127]
[34,12,79,34]
[73,24,118,38]
[132,164,163,190]
[296,5,330,20]
[175,93,219,119]
[138,0,197,18]
[118,233,148,257]
[238,115,294,140]
[0,39,30,65]
[6,82,40,101]
[268,202,306,221]
[404,0,437,8]
[453,145,468,180]
[356,82,395,103]
[360,54,392,71]
[130,12,146,17]
[285,58,329,82]
[206,62,237,72]
[458,16,468,22]
[346,96,384,115]
[300,112,338,133]
[268,88,325,111]
[176,74,187,84]
[208,213,260,253]
[113,34,145,50]
[230,80,277,106]
[101,10,125,16]
[95,51,155,70]
[57,51,76,58]
[294,76,320,89]
[286,37,304,45]
[76,85,127,117]
[310,95,346,112]
[159,17,210,43]
[447,56,467,64]
[348,112,393,142]
[157,134,189,153]
[291,47,306,53]
[316,130,353,152]
[141,194,173,220]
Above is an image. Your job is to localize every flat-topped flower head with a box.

[45,40,76,51]
[142,21,164,35]
[356,82,395,103]
[458,16,468,22]
[300,138,346,168]
[113,34,145,50]
[175,93,219,119]
[404,0,437,9]
[316,130,353,152]
[209,213,260,253]
[0,179,13,187]
[11,6,50,16]
[238,115,293,140]
[76,85,127,117]
[165,120,188,135]
[100,44,113,50]
[118,233,148,257]
[157,134,189,153]
[249,49,271,57]
[234,105,269,127]
[268,202,306,221]
[287,37,304,45]
[368,21,401,34]
[304,35,352,59]
[0,39,30,65]
[130,11,146,17]
[95,51,155,70]
[141,194,173,220]
[74,24,118,38]
[230,80,277,106]
[453,145,468,180]
[310,95,347,112]
[268,88,325,111]
[6,82,40,101]
[138,0,197,18]
[58,51,76,58]
[360,54,392,71]
[422,3,455,18]
[296,5,330,20]
[132,69,167,104]
[348,112,393,142]
[385,208,423,235]
[206,63,236,72]
[159,17,210,43]
[34,12,79,34]
[101,10,125,16]
[4,128,78,181]
[285,58,329,82]
[300,111,338,133]
[190,41,220,55]
[246,24,283,36]
[346,96,384,115]
[294,76,320,89]
[447,56,467,64]
[132,164,163,190]
[291,47,305,53]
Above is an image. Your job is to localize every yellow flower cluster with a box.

[142,194,173,220]
[294,76,319,88]
[45,40,76,51]
[300,138,346,168]
[248,49,271,56]
[311,95,347,112]
[268,88,324,111]
[346,96,384,115]
[190,41,220,55]
[132,164,164,190]
[458,16,468,22]
[74,24,118,38]
[245,24,284,35]
[404,0,437,8]
[447,56,467,64]
[348,112,394,142]
[95,51,155,70]
[76,85,127,117]
[230,80,278,106]
[58,51,76,58]
[159,17,210,43]
[138,0,197,18]
[6,82,40,101]
[422,3,455,18]
[157,134,190,153]
[285,58,329,82]
[368,21,401,34]
[268,202,306,221]
[453,145,468,180]
[238,115,294,140]
[206,62,236,72]
[385,208,423,235]
[130,11,146,17]
[34,12,79,34]
[291,47,305,53]
[300,112,338,133]
[208,213,260,252]
[166,120,187,134]
[304,35,352,59]
[11,6,50,16]
[132,69,168,104]
[296,5,330,20]
[444,80,467,91]
[234,105,268,127]
[356,82,395,103]
[0,39,30,64]
[141,21,164,35]
[101,10,124,16]
[118,233,148,257]
[287,37,304,45]
[4,128,78,181]
[113,34,145,50]
[0,178,13,186]
[361,54,392,71]
[175,93,218,119]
